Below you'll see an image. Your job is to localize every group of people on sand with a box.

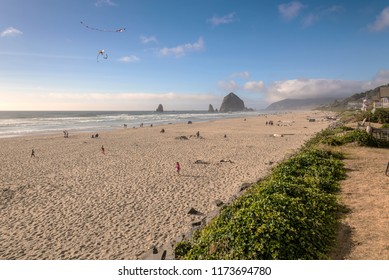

[139,123,154,128]
[30,144,180,174]
[29,125,208,177]
[266,121,274,126]
[31,128,185,175]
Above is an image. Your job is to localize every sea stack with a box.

[219,92,245,112]
[208,104,215,113]
[156,104,164,112]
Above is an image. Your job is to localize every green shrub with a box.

[175,148,345,260]
[305,125,353,148]
[342,130,373,145]
[317,128,389,148]
[341,130,389,148]
[320,136,344,146]
[272,150,344,193]
[357,108,389,123]
[333,126,354,133]
[174,241,192,259]
[373,108,389,123]
[178,190,338,260]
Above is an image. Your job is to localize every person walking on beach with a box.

[31,149,35,157]
[101,145,105,155]
[175,162,181,175]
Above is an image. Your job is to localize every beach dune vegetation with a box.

[318,127,389,148]
[357,108,389,124]
[175,145,346,260]
[175,116,389,260]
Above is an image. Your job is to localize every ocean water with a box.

[0,111,261,138]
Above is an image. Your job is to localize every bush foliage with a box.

[319,127,389,148]
[357,108,389,123]
[174,118,389,260]
[174,148,345,260]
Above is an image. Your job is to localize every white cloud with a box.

[1,27,23,37]
[218,80,240,92]
[140,35,158,44]
[4,70,389,110]
[278,2,342,26]
[119,55,140,63]
[278,1,305,20]
[218,72,252,92]
[244,81,265,92]
[367,69,389,87]
[207,12,237,27]
[231,71,250,79]
[0,91,218,111]
[263,73,389,103]
[95,0,117,7]
[159,37,204,57]
[218,75,264,93]
[302,5,343,27]
[368,6,389,32]
[218,69,389,105]
[265,79,359,103]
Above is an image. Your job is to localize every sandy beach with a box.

[0,111,335,259]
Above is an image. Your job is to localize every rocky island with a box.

[156,104,164,112]
[219,92,245,112]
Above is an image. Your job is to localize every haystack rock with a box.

[219,92,245,112]
[156,104,164,112]
[208,104,215,113]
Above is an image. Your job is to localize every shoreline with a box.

[0,111,335,259]
[0,110,265,139]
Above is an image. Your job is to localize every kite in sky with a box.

[80,21,126,33]
[80,21,124,62]
[97,49,108,62]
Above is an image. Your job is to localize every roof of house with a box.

[374,87,389,100]
[379,87,389,98]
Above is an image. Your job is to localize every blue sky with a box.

[1,0,389,110]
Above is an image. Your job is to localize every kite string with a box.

[80,21,125,33]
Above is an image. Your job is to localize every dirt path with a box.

[332,145,389,259]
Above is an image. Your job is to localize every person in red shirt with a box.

[175,162,181,175]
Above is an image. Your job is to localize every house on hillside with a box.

[346,101,361,110]
[373,87,389,109]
